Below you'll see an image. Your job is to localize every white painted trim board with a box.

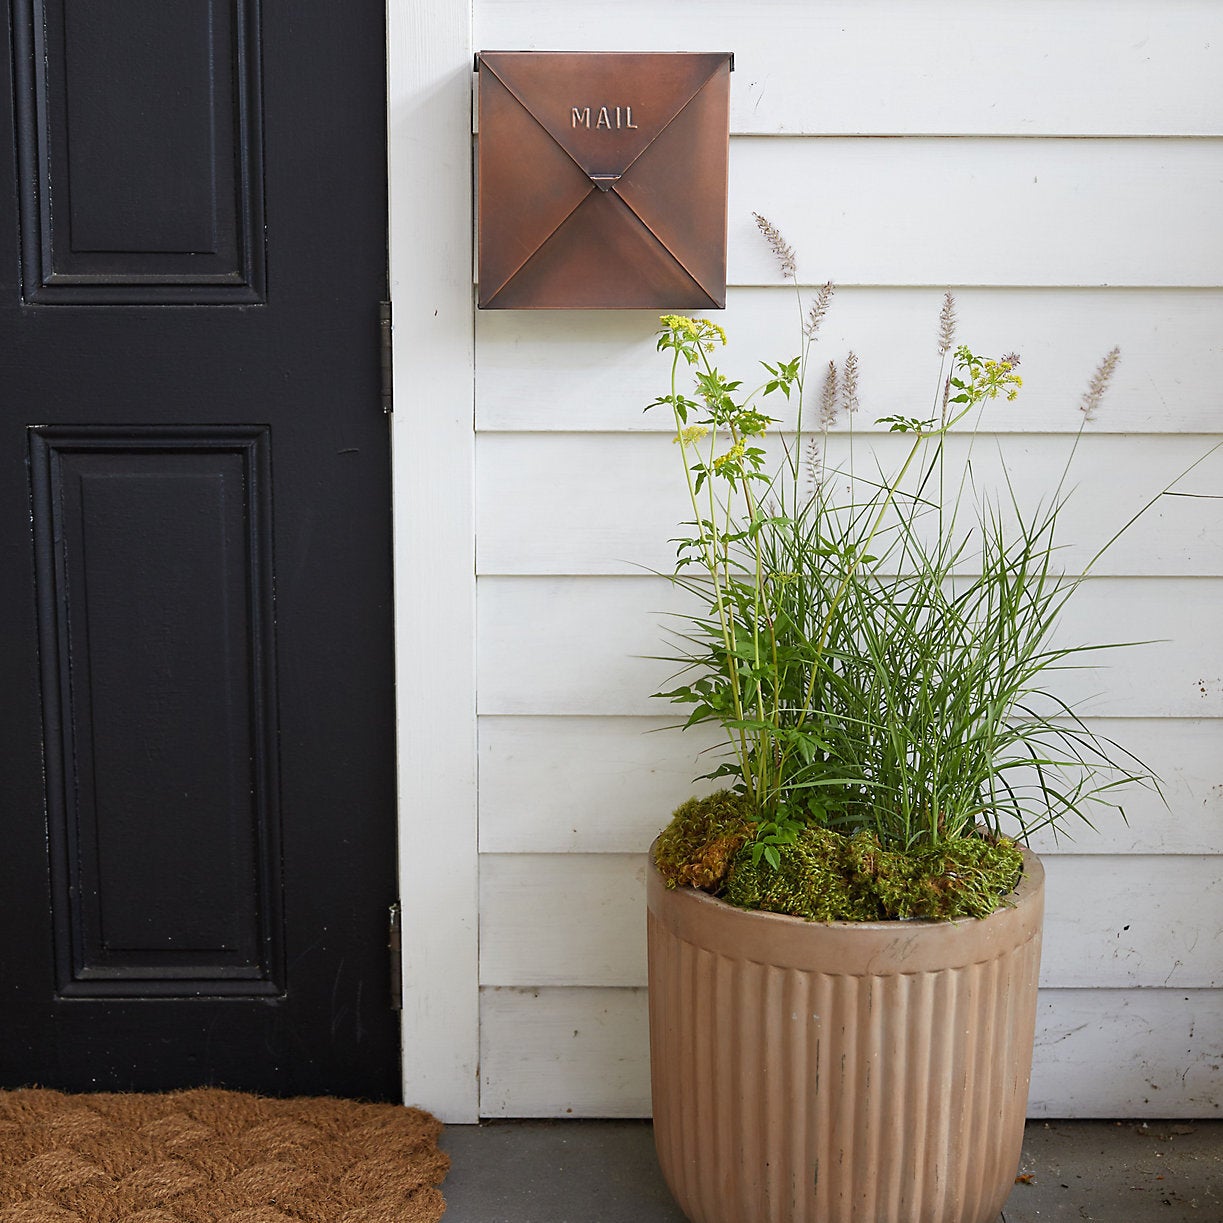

[387,0,480,1122]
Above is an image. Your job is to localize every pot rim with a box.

[647,837,1045,975]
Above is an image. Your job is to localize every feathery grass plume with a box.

[753,213,796,280]
[1080,347,1121,421]
[803,436,822,495]
[937,290,957,356]
[841,351,860,415]
[819,360,839,428]
[805,281,835,339]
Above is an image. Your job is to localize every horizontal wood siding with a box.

[480,987,651,1119]
[479,575,1223,718]
[469,140,1223,286]
[475,0,1223,137]
[479,987,1223,1119]
[729,139,1223,288]
[479,717,1223,856]
[478,433,1223,576]
[480,853,1223,990]
[472,0,1223,1117]
[477,289,1223,433]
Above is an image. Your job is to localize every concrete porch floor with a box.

[439,1119,1223,1222]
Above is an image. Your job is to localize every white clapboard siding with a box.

[480,854,647,988]
[475,288,1223,434]
[479,853,1223,990]
[478,715,722,853]
[477,432,1223,577]
[467,0,1222,1124]
[1030,989,1223,1118]
[478,986,1223,1118]
[478,716,1223,856]
[467,140,1223,289]
[477,575,1223,719]
[728,139,1223,289]
[480,987,651,1118]
[474,0,1223,138]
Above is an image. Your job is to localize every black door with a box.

[0,0,400,1099]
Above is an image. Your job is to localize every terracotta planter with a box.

[646,842,1044,1223]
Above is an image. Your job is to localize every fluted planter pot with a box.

[646,842,1044,1223]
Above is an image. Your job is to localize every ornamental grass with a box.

[648,219,1216,919]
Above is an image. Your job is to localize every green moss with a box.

[654,791,755,892]
[656,793,1025,920]
[723,827,1024,922]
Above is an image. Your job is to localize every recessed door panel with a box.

[13,0,265,302]
[30,428,282,996]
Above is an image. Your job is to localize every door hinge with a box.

[380,301,393,414]
[388,900,403,1011]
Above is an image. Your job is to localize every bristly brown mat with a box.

[0,1087,449,1223]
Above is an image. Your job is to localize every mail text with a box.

[571,106,639,130]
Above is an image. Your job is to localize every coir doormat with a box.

[0,1087,449,1223]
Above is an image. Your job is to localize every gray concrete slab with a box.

[1007,1120,1222,1221]
[439,1119,1223,1222]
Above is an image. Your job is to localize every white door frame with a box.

[387,0,480,1122]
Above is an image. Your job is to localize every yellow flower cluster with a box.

[713,441,746,470]
[660,315,727,351]
[979,358,1023,402]
[660,313,697,336]
[673,425,711,445]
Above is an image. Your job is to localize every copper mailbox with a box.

[476,51,732,310]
